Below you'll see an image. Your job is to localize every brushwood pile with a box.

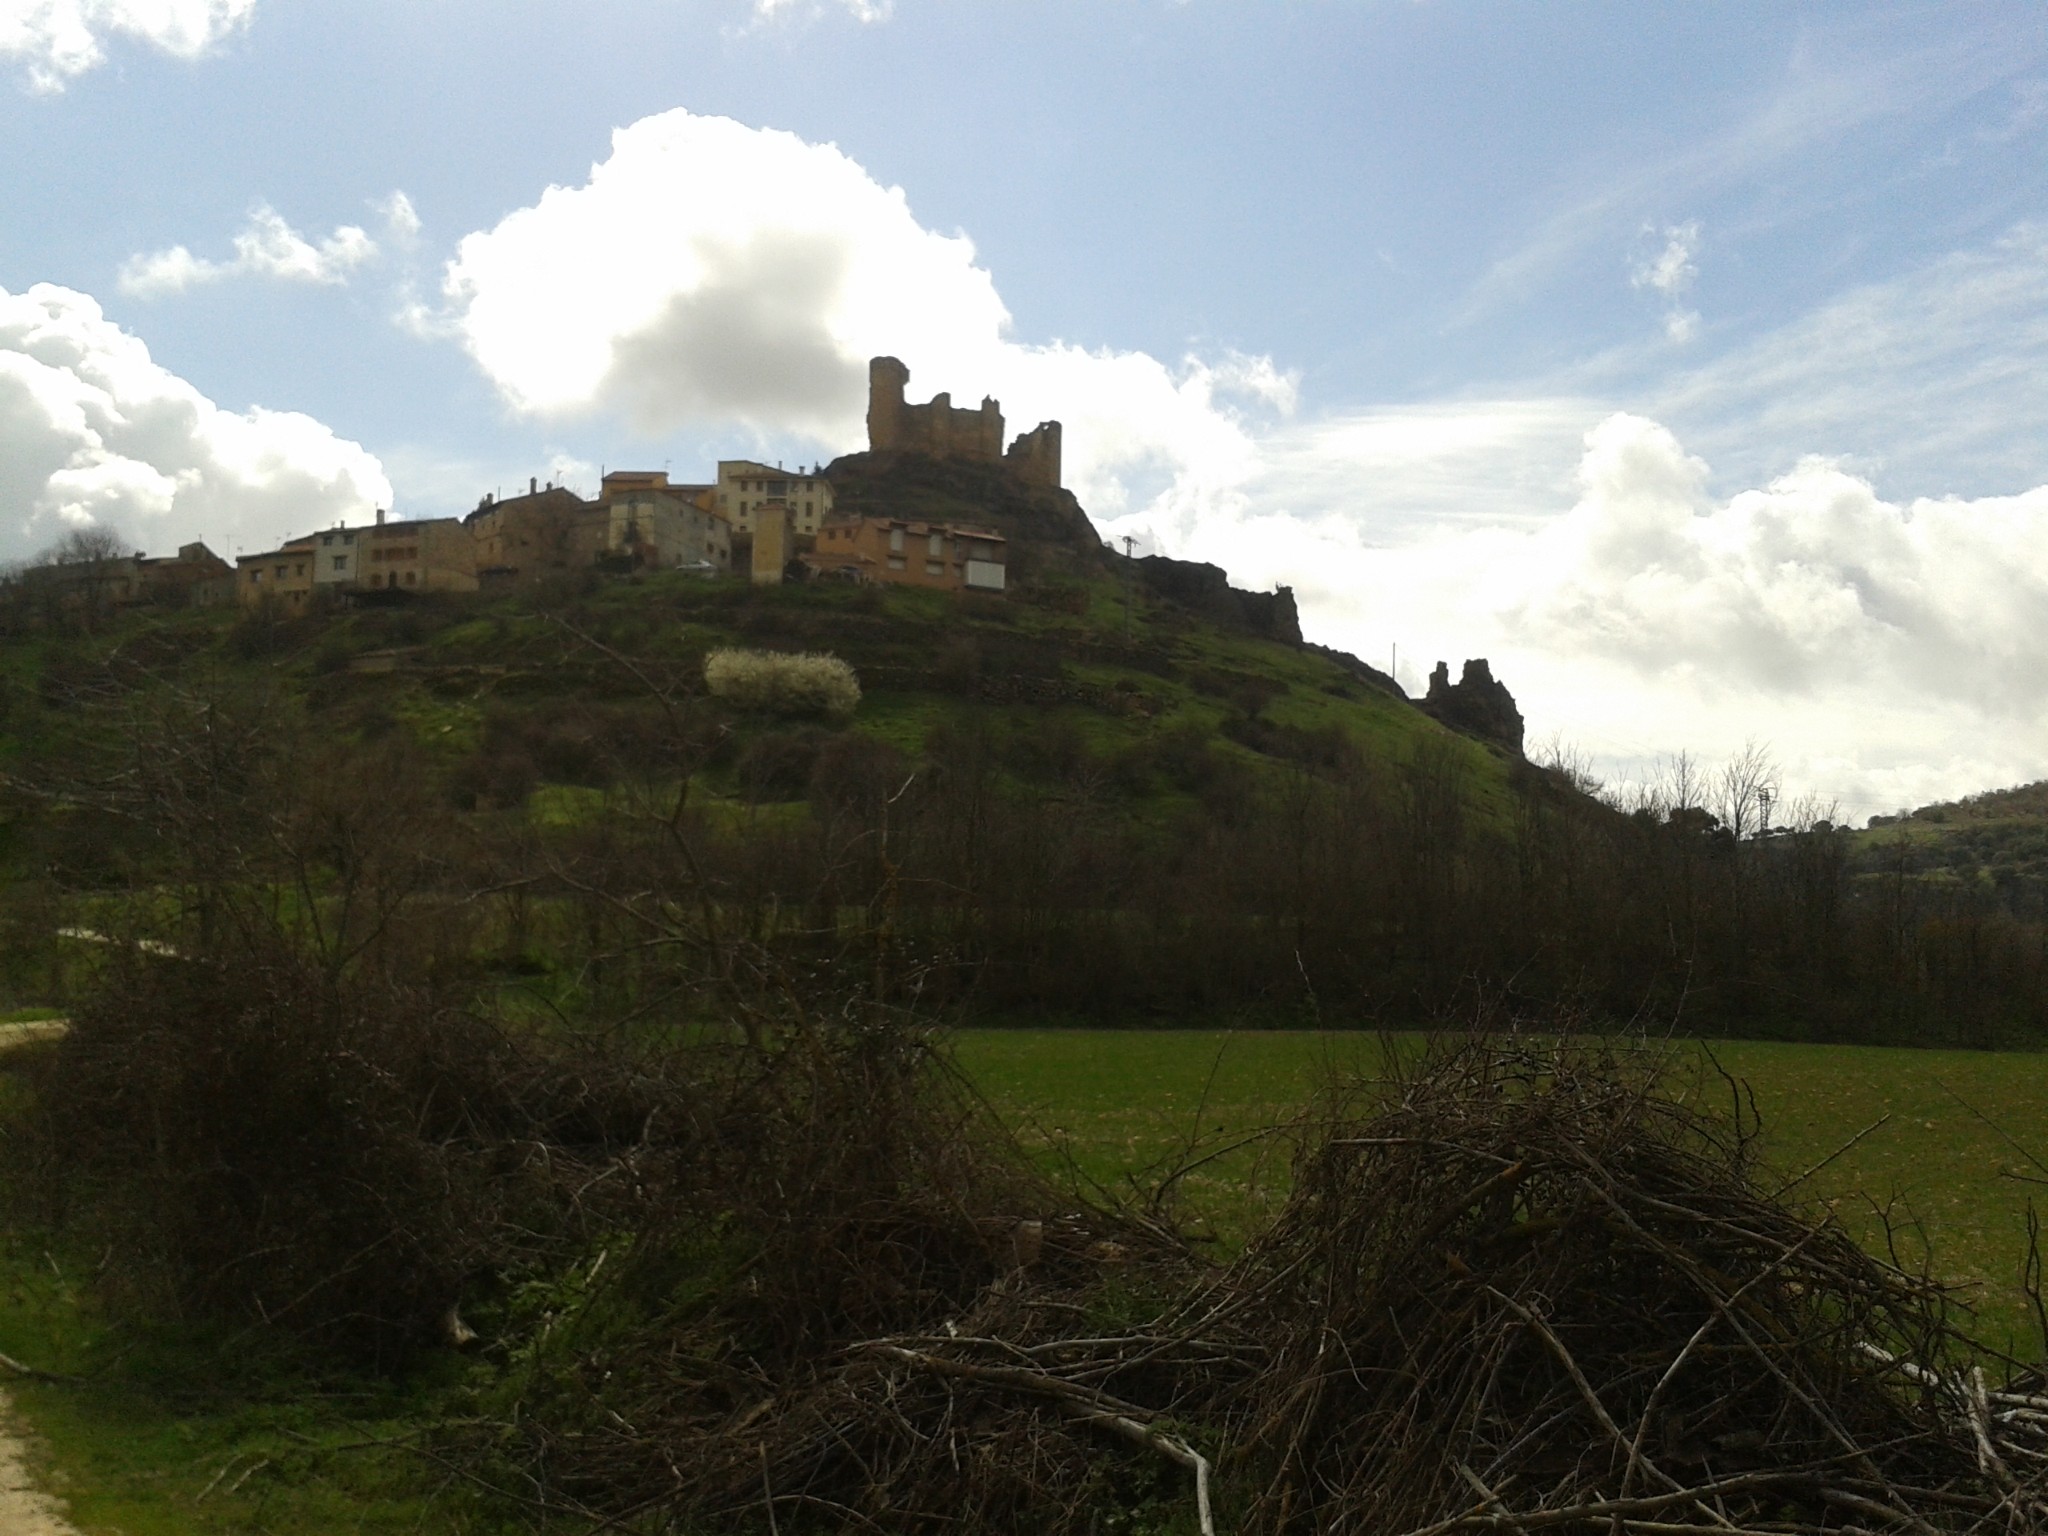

[16,964,2048,1533]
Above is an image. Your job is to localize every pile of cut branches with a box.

[38,958,2043,1534]
[462,1034,2048,1535]
[1217,1036,2042,1534]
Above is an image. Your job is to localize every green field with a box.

[955,1028,2048,1357]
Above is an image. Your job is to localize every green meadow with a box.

[954,1029,2048,1358]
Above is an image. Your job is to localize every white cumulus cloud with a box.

[1155,407,2048,817]
[0,0,254,91]
[0,282,390,560]
[438,107,1293,529]
[119,201,386,297]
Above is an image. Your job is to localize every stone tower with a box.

[867,356,910,454]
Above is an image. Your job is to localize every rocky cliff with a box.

[1420,658,1525,755]
[1130,555,1302,644]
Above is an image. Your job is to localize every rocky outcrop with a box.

[1421,658,1524,755]
[822,450,1103,578]
[1131,555,1302,644]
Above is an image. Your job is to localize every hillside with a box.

[3,455,2043,1043]
[0,478,1560,1024]
[1853,779,2048,916]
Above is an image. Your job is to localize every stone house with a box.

[20,539,233,620]
[597,471,730,572]
[464,482,604,586]
[807,516,1007,594]
[360,515,477,594]
[235,539,317,609]
[239,511,476,607]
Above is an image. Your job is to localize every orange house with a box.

[807,517,1007,593]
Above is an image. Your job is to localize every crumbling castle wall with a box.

[867,356,1062,490]
[867,356,1003,463]
[1004,420,1062,490]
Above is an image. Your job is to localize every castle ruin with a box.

[866,356,1062,491]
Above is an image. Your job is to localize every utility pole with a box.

[1121,535,1136,643]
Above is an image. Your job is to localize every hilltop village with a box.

[24,356,1048,614]
[8,353,1527,754]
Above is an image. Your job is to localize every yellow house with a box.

[716,460,832,537]
[237,511,477,605]
[235,539,317,608]
[360,515,477,594]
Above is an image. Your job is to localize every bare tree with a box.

[1715,739,1780,842]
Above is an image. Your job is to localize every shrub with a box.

[15,950,541,1359]
[735,727,827,802]
[703,648,860,720]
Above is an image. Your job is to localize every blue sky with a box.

[5,0,2048,815]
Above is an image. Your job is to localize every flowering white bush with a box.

[703,648,861,719]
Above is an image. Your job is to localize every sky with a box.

[4,0,2048,819]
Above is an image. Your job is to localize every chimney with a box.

[530,476,538,495]
[375,507,386,526]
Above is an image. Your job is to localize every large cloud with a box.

[0,0,254,91]
[437,108,2048,817]
[1157,410,2048,818]
[0,282,390,560]
[440,108,1293,524]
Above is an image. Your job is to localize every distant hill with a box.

[1868,779,2048,829]
[1854,778,2048,916]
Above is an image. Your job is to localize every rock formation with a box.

[1421,658,1525,755]
[1131,555,1302,644]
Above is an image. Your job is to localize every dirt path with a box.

[0,1023,85,1531]
[0,1391,82,1535]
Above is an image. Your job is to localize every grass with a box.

[0,1239,509,1536]
[953,1028,2048,1357]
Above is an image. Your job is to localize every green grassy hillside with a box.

[0,541,1497,826]
[0,532,1543,1028]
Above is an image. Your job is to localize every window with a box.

[888,527,905,554]
[332,554,348,572]
[887,555,906,571]
[404,571,416,586]
[294,563,305,577]
[925,560,944,576]
[274,564,287,579]
[928,532,944,556]
[321,533,334,546]
[248,569,260,583]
